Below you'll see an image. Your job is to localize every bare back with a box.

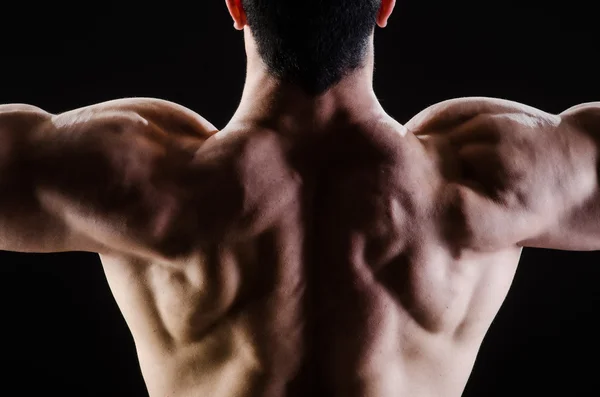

[86,100,524,397]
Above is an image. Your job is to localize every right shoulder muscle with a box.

[0,98,223,257]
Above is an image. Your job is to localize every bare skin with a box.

[1,1,600,396]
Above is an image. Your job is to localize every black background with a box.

[0,1,598,396]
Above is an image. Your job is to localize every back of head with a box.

[242,0,381,96]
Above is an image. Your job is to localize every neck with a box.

[226,32,386,133]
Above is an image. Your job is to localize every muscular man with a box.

[0,0,598,396]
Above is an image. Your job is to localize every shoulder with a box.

[0,104,52,136]
[405,96,557,136]
[50,97,219,140]
[1,98,220,152]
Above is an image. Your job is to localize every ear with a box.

[225,0,248,30]
[377,0,396,28]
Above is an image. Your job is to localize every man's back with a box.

[88,98,523,397]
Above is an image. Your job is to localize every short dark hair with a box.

[242,0,381,95]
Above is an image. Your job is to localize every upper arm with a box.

[408,97,600,252]
[0,98,219,257]
[517,102,600,251]
[0,105,82,253]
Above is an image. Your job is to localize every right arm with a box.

[0,99,222,257]
[0,104,86,253]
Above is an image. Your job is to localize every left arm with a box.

[407,97,600,252]
[518,103,600,250]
